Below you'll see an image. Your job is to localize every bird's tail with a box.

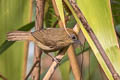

[7,31,33,41]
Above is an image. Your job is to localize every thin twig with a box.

[43,47,68,80]
[25,60,39,80]
[67,46,82,80]
[32,0,45,80]
[66,0,120,79]
[23,42,29,80]
[0,73,7,80]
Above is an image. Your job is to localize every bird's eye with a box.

[71,34,77,40]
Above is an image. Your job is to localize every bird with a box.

[7,28,79,52]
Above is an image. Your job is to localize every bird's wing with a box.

[31,30,44,43]
[31,30,57,51]
[31,28,72,51]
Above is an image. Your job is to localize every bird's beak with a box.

[74,40,81,44]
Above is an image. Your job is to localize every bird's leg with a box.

[44,52,60,64]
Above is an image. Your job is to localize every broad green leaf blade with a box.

[0,0,32,80]
[0,21,35,54]
[0,41,15,54]
[64,0,120,79]
[76,0,120,78]
[55,0,66,27]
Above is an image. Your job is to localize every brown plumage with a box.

[7,28,78,52]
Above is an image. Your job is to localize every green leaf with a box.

[64,0,120,79]
[111,0,120,25]
[55,0,66,27]
[76,0,120,79]
[44,0,57,27]
[0,41,15,54]
[59,61,70,80]
[0,0,32,80]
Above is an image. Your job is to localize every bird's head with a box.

[65,28,80,44]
